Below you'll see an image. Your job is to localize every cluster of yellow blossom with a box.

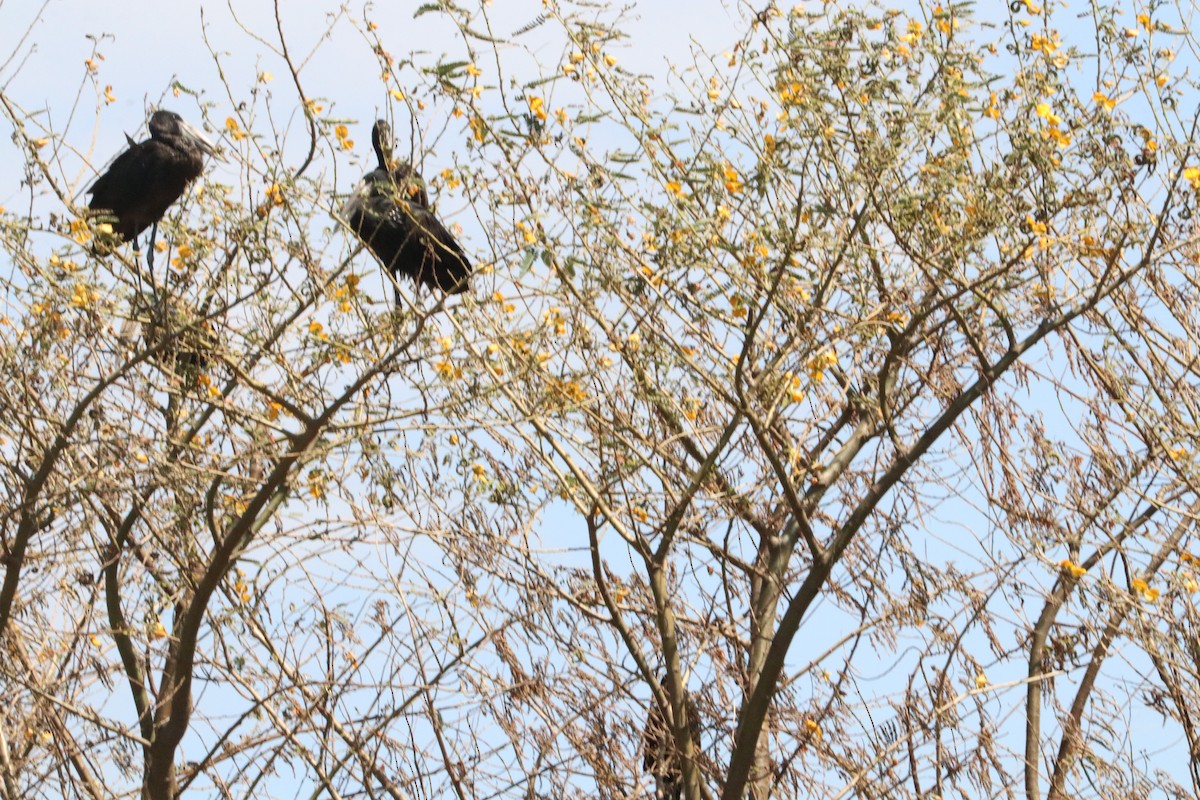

[527,95,547,121]
[723,163,743,194]
[169,243,194,270]
[1058,559,1086,579]
[561,44,615,79]
[68,218,92,245]
[1131,577,1159,603]
[543,306,567,336]
[469,115,486,143]
[1035,103,1070,148]
[331,273,359,312]
[807,350,838,382]
[256,182,285,218]
[233,569,252,604]
[225,117,247,142]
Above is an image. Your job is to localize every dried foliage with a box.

[2,1,1200,798]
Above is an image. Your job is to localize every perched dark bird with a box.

[342,119,472,300]
[88,110,216,243]
[643,677,703,800]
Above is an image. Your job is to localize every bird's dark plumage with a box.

[643,678,702,800]
[343,120,472,299]
[88,110,215,242]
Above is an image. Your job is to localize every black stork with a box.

[87,110,215,243]
[643,677,703,800]
[342,119,472,300]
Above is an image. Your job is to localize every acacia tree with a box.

[2,0,1200,798]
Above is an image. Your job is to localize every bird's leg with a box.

[146,221,159,275]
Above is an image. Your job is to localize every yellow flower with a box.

[1059,559,1086,578]
[103,85,116,104]
[665,180,683,196]
[804,718,821,738]
[1030,33,1059,54]
[264,183,285,206]
[527,95,547,121]
[1184,166,1200,189]
[225,117,246,142]
[390,88,405,101]
[723,163,743,194]
[785,372,804,403]
[305,98,324,115]
[150,621,167,640]
[259,71,273,83]
[68,218,92,244]
[1035,102,1061,126]
[1131,578,1159,602]
[1046,127,1071,149]
[984,92,1000,120]
[974,673,988,689]
[899,20,923,45]
[807,350,838,382]
[1092,92,1116,112]
[466,63,482,77]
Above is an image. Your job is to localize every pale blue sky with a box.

[0,0,741,208]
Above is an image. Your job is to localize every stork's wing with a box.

[87,141,162,240]
[87,141,151,207]
[344,174,472,295]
